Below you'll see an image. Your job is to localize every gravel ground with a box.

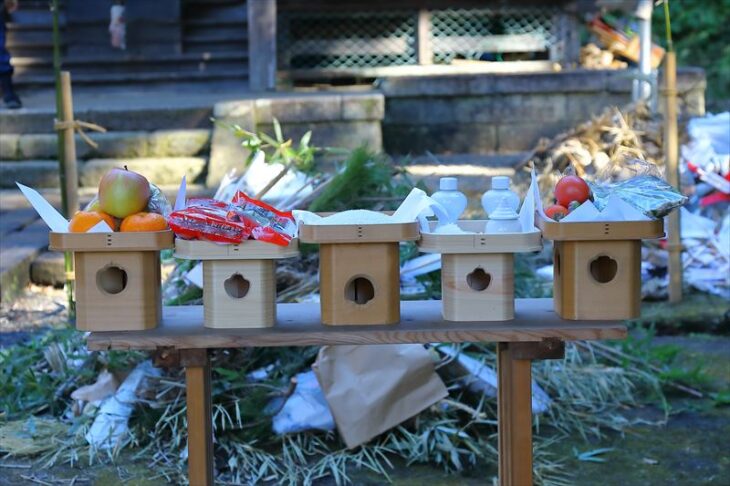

[0,285,68,346]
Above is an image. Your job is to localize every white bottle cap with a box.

[491,176,510,190]
[439,177,458,191]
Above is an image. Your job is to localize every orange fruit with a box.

[120,212,168,232]
[68,211,117,232]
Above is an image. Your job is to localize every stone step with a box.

[14,67,249,89]
[12,51,248,76]
[30,251,65,288]
[0,183,211,211]
[0,129,211,160]
[80,157,207,187]
[0,219,49,302]
[0,105,215,134]
[0,160,60,189]
[403,152,524,188]
[1,157,207,188]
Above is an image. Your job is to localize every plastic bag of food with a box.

[168,199,252,244]
[230,192,297,246]
[590,175,687,218]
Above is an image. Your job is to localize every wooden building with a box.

[7,0,589,91]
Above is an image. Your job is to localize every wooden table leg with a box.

[498,342,533,486]
[182,349,214,486]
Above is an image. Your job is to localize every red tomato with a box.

[545,204,568,221]
[555,175,590,207]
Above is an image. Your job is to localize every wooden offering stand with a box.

[174,239,299,328]
[419,221,542,321]
[539,218,664,320]
[299,221,419,325]
[49,230,174,331]
[87,299,627,486]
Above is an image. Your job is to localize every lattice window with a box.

[430,7,559,64]
[278,11,417,69]
[278,7,561,71]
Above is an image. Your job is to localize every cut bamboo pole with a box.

[663,51,682,303]
[59,71,79,215]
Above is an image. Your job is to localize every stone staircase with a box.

[0,110,212,190]
[8,0,249,88]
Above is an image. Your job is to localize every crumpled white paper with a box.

[272,371,335,434]
[86,360,161,449]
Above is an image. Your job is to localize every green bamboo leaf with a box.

[273,118,284,143]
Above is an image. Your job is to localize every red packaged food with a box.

[168,195,297,246]
[230,192,297,246]
[168,199,252,244]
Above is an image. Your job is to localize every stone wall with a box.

[207,92,385,186]
[380,68,706,155]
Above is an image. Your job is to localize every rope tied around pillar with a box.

[53,119,107,149]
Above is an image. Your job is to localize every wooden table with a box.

[87,299,626,486]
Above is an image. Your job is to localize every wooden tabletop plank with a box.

[86,299,627,351]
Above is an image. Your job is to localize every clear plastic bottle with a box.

[481,176,520,217]
[431,177,467,223]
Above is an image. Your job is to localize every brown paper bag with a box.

[313,344,448,449]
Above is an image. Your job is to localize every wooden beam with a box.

[416,10,432,65]
[510,338,565,360]
[248,0,277,91]
[86,299,628,351]
[497,342,533,486]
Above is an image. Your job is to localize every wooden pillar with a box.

[182,349,214,486]
[248,0,277,91]
[497,342,533,486]
[415,10,432,65]
[663,51,682,303]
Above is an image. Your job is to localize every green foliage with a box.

[618,329,713,395]
[220,117,327,174]
[307,147,420,213]
[0,328,144,420]
[711,389,730,406]
[653,0,730,107]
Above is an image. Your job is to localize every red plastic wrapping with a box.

[167,194,296,246]
[168,199,252,244]
[230,192,297,246]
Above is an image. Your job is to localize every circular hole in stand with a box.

[466,268,491,291]
[590,256,618,283]
[224,274,250,299]
[96,265,128,295]
[345,277,375,305]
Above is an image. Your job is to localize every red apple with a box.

[98,166,151,218]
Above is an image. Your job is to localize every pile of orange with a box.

[69,210,168,233]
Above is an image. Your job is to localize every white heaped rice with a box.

[315,210,396,225]
[432,223,472,235]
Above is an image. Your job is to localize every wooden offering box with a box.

[538,218,664,320]
[49,231,174,331]
[419,221,542,321]
[299,221,420,325]
[174,239,298,328]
